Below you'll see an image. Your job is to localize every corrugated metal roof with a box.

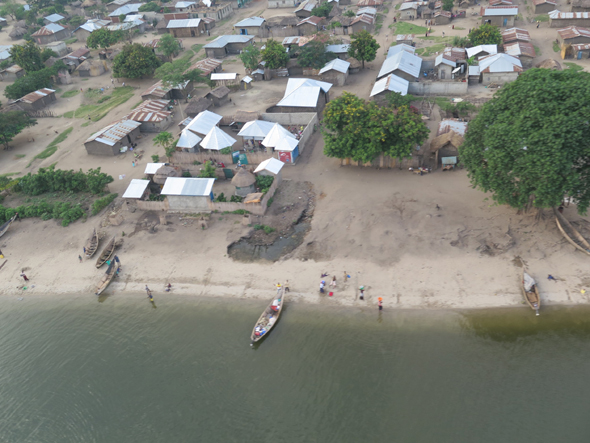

[109,0,130,6]
[572,43,590,50]
[144,163,166,174]
[434,10,451,17]
[262,123,297,148]
[357,7,377,15]
[175,1,196,7]
[557,26,590,39]
[106,20,142,31]
[283,36,301,45]
[489,0,512,5]
[370,73,409,97]
[32,24,65,36]
[187,58,222,75]
[504,41,536,58]
[294,0,316,12]
[387,44,415,57]
[478,53,522,73]
[396,34,415,41]
[319,58,350,74]
[465,44,498,58]
[468,65,480,76]
[200,126,237,150]
[19,88,55,103]
[242,75,253,83]
[480,5,518,15]
[5,65,23,73]
[278,86,320,107]
[0,45,13,61]
[161,177,215,196]
[435,53,456,67]
[234,16,265,27]
[122,179,150,198]
[501,27,531,43]
[298,16,324,26]
[273,136,299,152]
[177,128,202,148]
[325,44,349,53]
[45,13,65,22]
[438,119,468,136]
[378,50,422,79]
[78,19,110,32]
[532,0,555,5]
[109,3,141,16]
[400,2,417,10]
[211,72,238,80]
[350,14,374,25]
[167,18,202,28]
[549,10,590,18]
[85,120,142,146]
[238,120,276,139]
[204,35,253,48]
[357,0,383,6]
[254,158,285,174]
[186,110,223,135]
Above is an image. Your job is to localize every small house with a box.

[17,88,56,111]
[387,44,415,57]
[269,0,298,7]
[45,41,68,57]
[571,43,590,58]
[233,16,266,36]
[254,158,284,182]
[468,65,480,84]
[504,41,536,68]
[396,34,415,46]
[297,16,325,35]
[532,0,556,13]
[378,49,422,81]
[271,78,332,114]
[74,19,110,42]
[231,168,256,196]
[77,60,107,77]
[186,97,213,117]
[187,58,223,76]
[141,79,193,101]
[200,126,237,152]
[167,18,205,37]
[399,2,418,20]
[274,135,300,163]
[357,0,384,6]
[480,5,518,27]
[571,0,590,12]
[557,26,590,45]
[319,58,350,86]
[211,72,240,86]
[161,177,215,212]
[108,3,141,22]
[369,73,409,98]
[0,65,24,82]
[185,110,223,137]
[62,47,90,69]
[501,27,531,44]
[84,120,142,156]
[430,119,468,167]
[205,85,231,107]
[124,99,173,132]
[44,13,65,25]
[434,10,452,24]
[174,1,196,12]
[122,179,150,200]
[549,10,590,27]
[202,17,216,31]
[31,24,70,45]
[478,52,522,85]
[325,44,350,59]
[241,76,253,89]
[194,3,233,21]
[465,44,498,59]
[177,128,202,152]
[350,14,374,33]
[204,35,254,58]
[107,0,132,13]
[294,0,317,18]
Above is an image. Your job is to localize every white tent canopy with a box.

[200,126,237,151]
[261,123,296,148]
[274,136,299,152]
[237,120,276,140]
[177,129,202,149]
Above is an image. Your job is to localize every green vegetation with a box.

[416,43,446,57]
[553,41,560,52]
[255,175,274,194]
[468,24,502,45]
[343,9,356,17]
[4,62,67,100]
[442,0,454,11]
[153,132,177,161]
[219,147,232,155]
[393,22,428,34]
[155,57,207,89]
[564,62,583,72]
[348,30,380,68]
[64,37,78,44]
[61,90,80,98]
[454,27,465,30]
[254,224,276,234]
[0,111,37,150]
[16,165,114,196]
[298,40,336,69]
[151,154,160,163]
[91,193,117,215]
[199,161,217,178]
[0,200,85,226]
[261,39,289,69]
[535,14,549,22]
[394,3,400,9]
[63,87,134,121]
[158,34,182,61]
[461,69,590,215]
[239,44,261,71]
[139,1,160,11]
[534,46,541,56]
[439,100,477,118]
[311,2,333,17]
[113,43,162,78]
[87,28,122,49]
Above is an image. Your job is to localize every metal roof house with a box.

[326,44,350,59]
[108,3,142,22]
[319,58,350,86]
[557,25,590,43]
[377,49,422,81]
[122,179,150,199]
[74,19,110,42]
[161,177,215,212]
[123,99,173,132]
[204,35,254,58]
[532,0,556,13]
[141,79,193,100]
[84,120,142,156]
[44,13,65,24]
[186,110,223,136]
[31,24,70,45]
[549,10,590,27]
[370,73,409,98]
[477,53,522,85]
[254,158,285,180]
[17,88,56,111]
[233,16,266,36]
[167,18,205,37]
[504,41,536,67]
[107,0,133,13]
[480,5,518,26]
[270,78,333,114]
[295,0,317,18]
[501,27,531,43]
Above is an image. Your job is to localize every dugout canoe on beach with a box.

[95,236,117,268]
[521,269,540,316]
[95,256,120,296]
[251,288,285,344]
[85,229,99,259]
[0,214,17,239]
[554,209,590,256]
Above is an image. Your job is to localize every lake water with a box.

[1,296,590,443]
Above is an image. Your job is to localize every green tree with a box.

[260,39,289,69]
[442,0,454,11]
[86,27,122,49]
[158,33,182,61]
[139,1,160,11]
[0,111,37,150]
[386,92,415,108]
[154,57,206,89]
[343,9,355,17]
[239,44,260,72]
[113,43,161,78]
[0,0,25,20]
[468,23,502,46]
[347,30,380,69]
[68,15,86,29]
[460,69,590,214]
[4,62,65,99]
[297,40,336,69]
[9,41,45,73]
[41,48,58,61]
[153,132,176,161]
[311,2,332,17]
[199,161,216,178]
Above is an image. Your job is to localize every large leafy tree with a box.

[442,0,454,11]
[260,39,289,69]
[0,111,37,150]
[297,40,336,69]
[153,132,177,161]
[468,23,502,46]
[0,0,25,20]
[239,44,260,72]
[347,30,380,69]
[113,43,162,78]
[154,57,206,89]
[311,2,332,17]
[158,33,182,61]
[4,62,66,99]
[87,28,122,49]
[9,41,45,73]
[461,69,590,214]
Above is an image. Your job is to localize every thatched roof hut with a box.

[219,110,260,126]
[185,96,213,118]
[9,27,27,40]
[430,131,464,152]
[82,0,97,7]
[266,16,299,27]
[535,59,562,70]
[16,20,27,28]
[154,165,180,185]
[232,168,257,196]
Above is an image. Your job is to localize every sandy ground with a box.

[0,0,589,312]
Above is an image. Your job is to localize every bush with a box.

[216,192,227,202]
[230,195,243,202]
[219,147,232,155]
[91,193,117,215]
[255,175,274,194]
[15,165,114,196]
[151,154,160,162]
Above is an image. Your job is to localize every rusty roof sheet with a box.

[490,0,513,5]
[143,39,161,48]
[298,16,324,26]
[351,13,375,25]
[141,81,171,98]
[85,119,142,146]
[396,34,415,41]
[504,41,536,58]
[187,57,222,75]
[557,26,590,39]
[123,99,171,122]
[501,27,531,42]
[442,47,466,61]
[357,0,383,6]
[32,24,66,36]
[437,119,468,136]
[19,88,55,103]
[532,0,555,5]
[67,47,90,59]
[435,10,452,17]
[572,43,590,49]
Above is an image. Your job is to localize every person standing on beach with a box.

[78,255,83,263]
[330,276,336,288]
[21,271,29,282]
[359,286,365,300]
[284,280,290,293]
[378,297,383,311]
[320,281,325,294]
[83,246,86,255]
[276,283,282,294]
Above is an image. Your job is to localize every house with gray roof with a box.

[44,13,65,24]
[269,78,332,114]
[234,16,266,36]
[319,58,350,85]
[167,18,204,37]
[74,19,110,42]
[377,49,422,81]
[480,5,518,27]
[204,35,254,58]
[108,3,142,22]
[31,24,70,45]
[84,120,142,156]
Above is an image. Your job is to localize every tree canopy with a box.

[322,92,429,163]
[87,28,122,49]
[153,132,177,161]
[139,1,160,11]
[158,34,182,61]
[0,111,37,150]
[113,43,162,78]
[154,57,206,89]
[239,44,260,71]
[0,0,25,20]
[460,69,590,214]
[297,40,336,69]
[347,30,380,68]
[9,41,45,73]
[442,0,454,11]
[468,23,502,46]
[311,2,332,17]
[260,39,289,69]
[4,61,66,99]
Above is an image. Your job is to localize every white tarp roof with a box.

[167,19,202,28]
[161,177,215,196]
[242,75,253,83]
[254,157,285,174]
[468,65,480,76]
[200,126,237,151]
[144,162,166,174]
[378,50,422,79]
[238,120,276,140]
[326,44,349,53]
[465,44,498,58]
[319,58,350,74]
[370,73,409,97]
[211,72,238,80]
[482,6,518,15]
[177,128,202,149]
[273,136,299,152]
[186,110,222,135]
[122,179,150,198]
[262,123,296,148]
[234,16,265,27]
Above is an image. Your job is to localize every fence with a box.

[171,150,275,166]
[261,112,318,154]
[207,175,280,215]
[136,199,169,211]
[408,81,469,96]
[27,110,56,118]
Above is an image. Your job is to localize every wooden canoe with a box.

[554,209,590,256]
[251,288,285,343]
[95,236,116,268]
[0,214,17,239]
[521,270,540,316]
[85,229,99,259]
[95,255,120,296]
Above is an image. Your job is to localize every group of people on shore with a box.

[316,272,383,310]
